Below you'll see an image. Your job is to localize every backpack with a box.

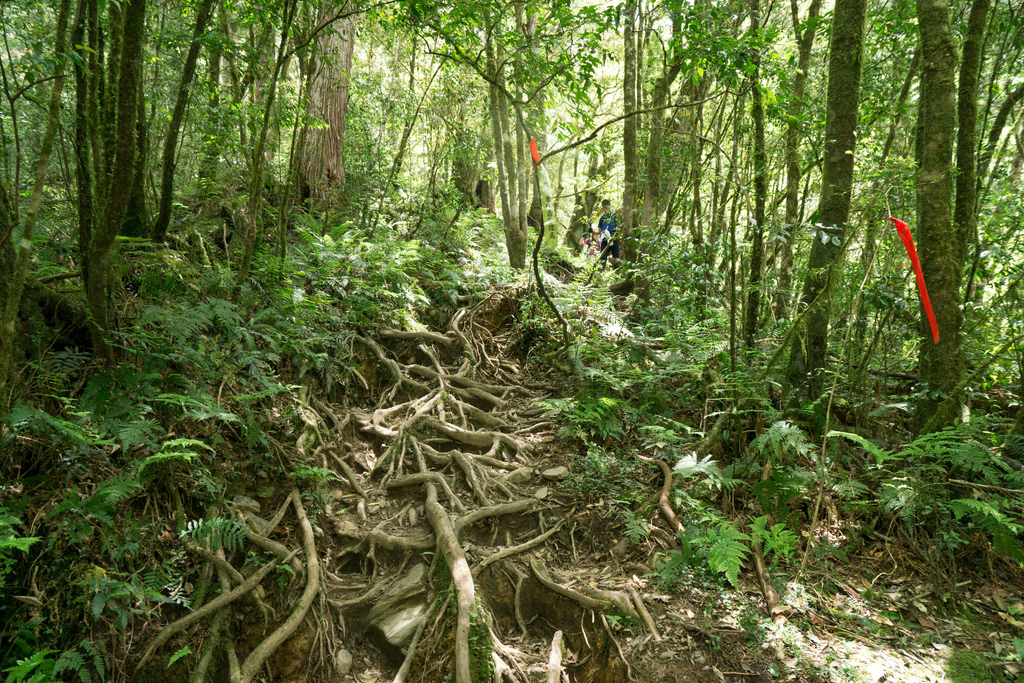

[600,209,622,235]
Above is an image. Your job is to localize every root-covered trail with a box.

[308,300,653,682]
[136,298,1019,683]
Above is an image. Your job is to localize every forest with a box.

[1,0,1024,680]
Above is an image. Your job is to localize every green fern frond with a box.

[706,522,750,587]
[167,646,193,668]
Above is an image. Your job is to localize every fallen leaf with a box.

[871,614,895,627]
[998,612,1024,628]
[917,616,937,629]
[712,665,726,681]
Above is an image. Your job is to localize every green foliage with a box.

[182,517,247,554]
[751,420,815,466]
[830,424,1024,563]
[750,516,799,567]
[620,510,651,544]
[0,513,39,590]
[560,444,644,504]
[705,521,751,587]
[167,646,192,669]
[540,396,625,442]
[3,651,55,683]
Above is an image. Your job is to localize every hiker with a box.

[579,225,601,258]
[596,199,620,266]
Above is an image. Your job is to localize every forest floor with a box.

[240,291,1023,683]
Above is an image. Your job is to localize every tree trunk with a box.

[300,3,356,211]
[744,0,767,349]
[915,0,964,433]
[236,0,298,288]
[621,1,639,263]
[775,0,822,320]
[86,0,146,363]
[485,22,513,253]
[954,0,990,313]
[784,0,867,402]
[152,0,216,242]
[73,0,95,287]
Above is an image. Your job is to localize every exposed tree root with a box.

[135,549,293,673]
[239,490,320,683]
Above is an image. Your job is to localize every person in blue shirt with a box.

[596,199,620,266]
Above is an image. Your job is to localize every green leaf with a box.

[167,647,192,668]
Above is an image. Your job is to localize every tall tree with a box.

[86,0,147,362]
[620,0,639,264]
[953,0,990,306]
[744,0,767,349]
[784,0,868,401]
[152,0,217,243]
[915,0,963,432]
[775,0,822,320]
[300,4,356,210]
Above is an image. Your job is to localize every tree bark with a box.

[621,0,639,263]
[744,0,767,349]
[784,0,867,402]
[152,0,216,243]
[300,3,356,211]
[485,19,513,249]
[775,0,822,320]
[916,0,964,433]
[86,0,146,362]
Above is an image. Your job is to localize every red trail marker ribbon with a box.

[529,137,540,166]
[888,216,939,344]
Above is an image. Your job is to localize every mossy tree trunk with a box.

[915,0,965,433]
[784,0,868,402]
[744,0,767,349]
[86,0,147,363]
[0,0,72,400]
[775,0,822,321]
[620,0,638,263]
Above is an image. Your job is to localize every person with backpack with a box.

[596,199,620,266]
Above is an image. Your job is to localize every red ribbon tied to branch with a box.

[888,216,939,344]
[529,137,540,166]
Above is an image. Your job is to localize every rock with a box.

[241,511,270,532]
[232,495,261,513]
[330,489,346,502]
[504,467,534,485]
[368,565,429,650]
[334,648,353,676]
[542,466,567,480]
[533,486,549,500]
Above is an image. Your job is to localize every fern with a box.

[828,431,893,467]
[182,517,246,553]
[621,511,650,544]
[706,521,750,587]
[53,650,92,683]
[751,420,814,465]
[167,646,192,668]
[751,516,798,564]
[3,651,56,683]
